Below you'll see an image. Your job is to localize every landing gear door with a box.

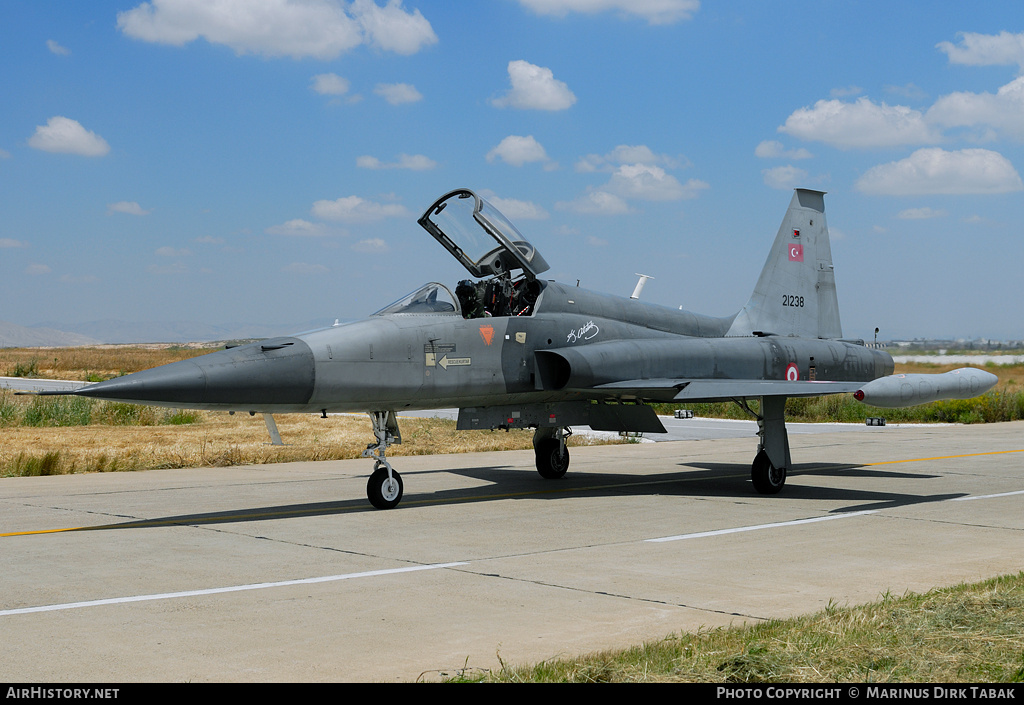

[418,189,550,280]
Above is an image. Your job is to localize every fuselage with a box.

[73,279,893,413]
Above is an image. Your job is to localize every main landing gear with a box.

[533,426,570,479]
[363,411,403,509]
[738,396,791,495]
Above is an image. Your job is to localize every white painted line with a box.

[0,562,468,617]
[952,490,1024,502]
[645,510,878,543]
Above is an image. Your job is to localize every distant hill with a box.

[0,321,102,348]
[27,319,337,345]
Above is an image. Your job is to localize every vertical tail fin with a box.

[726,189,842,339]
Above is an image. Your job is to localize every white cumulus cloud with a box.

[762,165,809,190]
[937,31,1024,68]
[354,0,438,55]
[117,0,437,59]
[108,201,151,216]
[311,195,408,222]
[357,153,436,170]
[576,144,683,172]
[492,60,576,111]
[486,135,551,167]
[516,0,699,25]
[266,219,333,237]
[606,164,706,201]
[556,191,632,215]
[373,82,422,105]
[779,97,941,149]
[927,76,1024,142]
[754,140,813,160]
[46,39,70,56]
[311,73,351,96]
[28,117,110,157]
[351,238,390,253]
[898,207,947,220]
[566,143,705,212]
[856,148,1024,196]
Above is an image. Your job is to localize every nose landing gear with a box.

[363,411,404,509]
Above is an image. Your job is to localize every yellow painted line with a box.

[1,526,86,538]
[4,449,1023,538]
[862,448,1024,466]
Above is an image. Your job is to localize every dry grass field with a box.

[0,344,214,382]
[0,408,549,477]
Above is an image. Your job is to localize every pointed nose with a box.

[75,338,316,410]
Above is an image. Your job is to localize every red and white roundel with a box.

[785,363,800,381]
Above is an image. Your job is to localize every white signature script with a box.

[567,320,600,344]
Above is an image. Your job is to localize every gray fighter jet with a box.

[40,188,996,508]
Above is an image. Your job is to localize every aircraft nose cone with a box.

[74,337,316,409]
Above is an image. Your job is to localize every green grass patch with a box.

[455,573,1024,683]
[7,359,40,378]
[0,390,202,428]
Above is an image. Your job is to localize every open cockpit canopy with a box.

[418,189,550,280]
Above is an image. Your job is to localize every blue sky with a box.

[2,0,1023,340]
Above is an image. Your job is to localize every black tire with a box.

[535,438,569,479]
[367,467,403,509]
[751,450,786,494]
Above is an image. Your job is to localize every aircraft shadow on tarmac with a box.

[62,460,966,533]
[675,461,966,512]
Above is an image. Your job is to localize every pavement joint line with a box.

[448,567,767,621]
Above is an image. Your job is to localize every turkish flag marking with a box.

[788,243,804,262]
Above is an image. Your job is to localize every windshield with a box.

[372,283,460,316]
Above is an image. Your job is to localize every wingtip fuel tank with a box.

[853,368,998,408]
